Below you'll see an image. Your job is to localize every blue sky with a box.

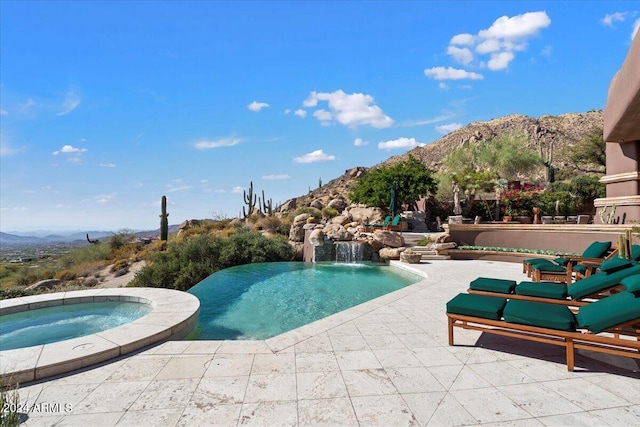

[1,1,638,232]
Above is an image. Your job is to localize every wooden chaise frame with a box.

[447,313,640,371]
[466,285,626,307]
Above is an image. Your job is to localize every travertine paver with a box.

[12,259,640,426]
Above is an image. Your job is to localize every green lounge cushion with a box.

[581,241,611,259]
[503,300,577,331]
[620,274,640,294]
[469,277,517,294]
[553,257,569,266]
[599,258,632,274]
[446,293,507,320]
[515,281,568,300]
[631,245,640,262]
[577,291,640,333]
[567,264,640,300]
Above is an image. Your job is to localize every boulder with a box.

[346,206,385,224]
[308,229,325,247]
[310,199,324,209]
[379,247,403,260]
[435,233,453,243]
[280,198,297,212]
[331,213,353,225]
[327,197,348,212]
[323,223,353,241]
[372,230,405,248]
[289,213,312,242]
[26,279,61,291]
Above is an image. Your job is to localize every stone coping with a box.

[0,287,200,384]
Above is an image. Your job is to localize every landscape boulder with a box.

[323,224,353,241]
[279,198,297,213]
[308,229,325,247]
[379,247,404,260]
[372,230,405,248]
[331,213,353,226]
[310,199,324,210]
[346,205,385,224]
[289,213,312,242]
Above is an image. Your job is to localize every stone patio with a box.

[14,260,640,426]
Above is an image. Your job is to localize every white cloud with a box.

[96,193,117,204]
[284,108,291,114]
[399,112,457,127]
[602,12,626,27]
[424,66,483,80]
[194,137,243,150]
[0,109,7,115]
[231,186,244,193]
[0,139,18,157]
[52,145,87,155]
[450,33,476,46]
[313,109,332,125]
[447,46,474,65]
[57,89,81,116]
[378,137,424,150]
[479,11,551,40]
[354,138,369,146]
[436,123,464,134]
[293,149,336,163]
[487,51,515,71]
[262,174,291,180]
[248,101,269,112]
[541,45,553,57]
[430,11,551,79]
[294,109,307,118]
[303,90,393,128]
[166,184,193,193]
[633,18,640,41]
[100,163,117,168]
[475,38,502,54]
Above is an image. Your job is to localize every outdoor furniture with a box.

[446,288,640,371]
[364,216,391,232]
[386,215,401,231]
[576,215,590,224]
[523,240,613,280]
[468,263,640,306]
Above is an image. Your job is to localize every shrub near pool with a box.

[130,231,295,291]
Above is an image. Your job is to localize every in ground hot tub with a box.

[0,288,199,384]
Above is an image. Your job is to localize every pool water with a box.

[0,301,152,351]
[187,262,422,340]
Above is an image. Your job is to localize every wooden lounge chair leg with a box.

[448,317,454,345]
[566,338,575,371]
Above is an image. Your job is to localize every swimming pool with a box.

[187,262,422,340]
[0,301,152,351]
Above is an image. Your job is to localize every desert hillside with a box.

[281,110,604,210]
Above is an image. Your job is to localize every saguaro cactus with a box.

[160,195,169,241]
[243,181,257,218]
[259,190,274,216]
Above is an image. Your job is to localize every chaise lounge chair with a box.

[447,283,640,371]
[528,241,618,284]
[468,261,640,306]
[364,216,391,232]
[522,241,613,279]
[386,215,402,231]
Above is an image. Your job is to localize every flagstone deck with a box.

[15,260,640,426]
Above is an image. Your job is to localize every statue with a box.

[452,182,462,215]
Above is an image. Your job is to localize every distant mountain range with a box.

[0,226,181,249]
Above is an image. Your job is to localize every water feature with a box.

[335,241,367,263]
[0,301,152,351]
[187,261,422,340]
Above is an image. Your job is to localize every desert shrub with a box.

[111,259,130,273]
[107,230,135,251]
[321,207,339,220]
[292,207,322,222]
[416,237,434,246]
[130,230,294,291]
[256,216,289,235]
[54,270,77,281]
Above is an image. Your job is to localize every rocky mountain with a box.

[281,110,604,211]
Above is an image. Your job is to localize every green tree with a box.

[349,156,436,209]
[565,131,606,174]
